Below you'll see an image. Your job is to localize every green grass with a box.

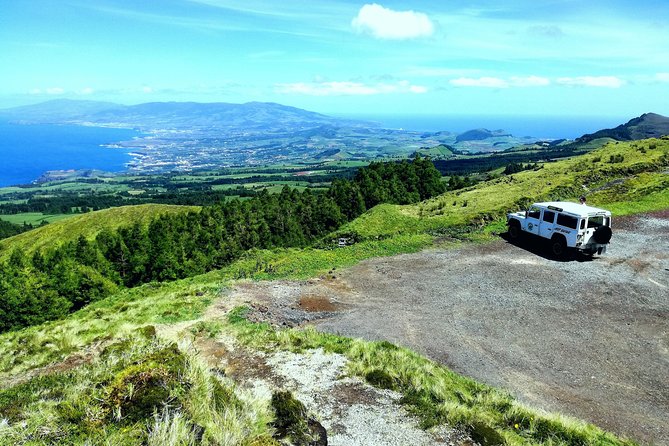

[0,187,28,195]
[0,212,73,226]
[0,276,216,377]
[219,233,432,281]
[606,186,669,216]
[0,204,200,260]
[26,181,132,193]
[0,335,275,445]
[322,160,369,168]
[415,144,454,158]
[588,171,669,215]
[0,199,28,205]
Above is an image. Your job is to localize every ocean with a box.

[0,122,139,187]
[341,114,627,140]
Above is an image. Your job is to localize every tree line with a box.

[0,220,34,240]
[0,157,445,332]
[502,162,540,175]
[431,146,587,176]
[0,187,259,216]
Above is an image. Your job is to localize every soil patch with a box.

[299,295,339,312]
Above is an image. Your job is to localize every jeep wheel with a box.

[508,221,521,240]
[551,236,567,258]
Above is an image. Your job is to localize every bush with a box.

[104,344,187,423]
[271,391,311,444]
[365,369,396,389]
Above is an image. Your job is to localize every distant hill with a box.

[0,99,124,122]
[577,113,669,143]
[0,99,370,131]
[455,128,511,143]
[0,204,198,259]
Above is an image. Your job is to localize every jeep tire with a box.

[508,220,521,240]
[551,235,567,258]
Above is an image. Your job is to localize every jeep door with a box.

[524,205,541,236]
[539,209,556,238]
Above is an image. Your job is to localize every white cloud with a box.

[45,87,65,95]
[509,76,550,87]
[450,75,626,89]
[28,88,42,95]
[449,76,550,88]
[656,73,669,83]
[556,76,624,88]
[352,3,434,40]
[276,80,427,96]
[141,86,154,93]
[450,77,509,88]
[409,85,428,93]
[78,87,95,95]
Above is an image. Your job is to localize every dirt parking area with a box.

[233,212,669,445]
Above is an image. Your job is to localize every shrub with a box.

[104,344,187,423]
[365,369,397,390]
[270,391,312,444]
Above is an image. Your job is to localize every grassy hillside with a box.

[2,139,667,445]
[0,234,638,445]
[579,112,669,142]
[336,138,669,239]
[0,204,199,259]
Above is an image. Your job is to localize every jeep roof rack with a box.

[534,201,611,217]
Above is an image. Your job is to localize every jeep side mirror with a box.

[525,210,528,218]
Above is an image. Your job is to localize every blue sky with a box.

[1,0,668,117]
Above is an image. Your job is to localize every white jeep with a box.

[507,201,612,257]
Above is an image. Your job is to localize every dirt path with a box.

[235,212,669,445]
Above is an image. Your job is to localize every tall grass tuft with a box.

[147,409,197,446]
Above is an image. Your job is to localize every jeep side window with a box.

[527,206,541,219]
[556,213,577,229]
[542,210,556,223]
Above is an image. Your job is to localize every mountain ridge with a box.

[0,99,370,131]
[4,101,668,143]
[577,112,669,142]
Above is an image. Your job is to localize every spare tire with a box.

[593,225,612,244]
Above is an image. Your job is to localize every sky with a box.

[1,0,669,117]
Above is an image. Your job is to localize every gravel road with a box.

[238,211,669,445]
